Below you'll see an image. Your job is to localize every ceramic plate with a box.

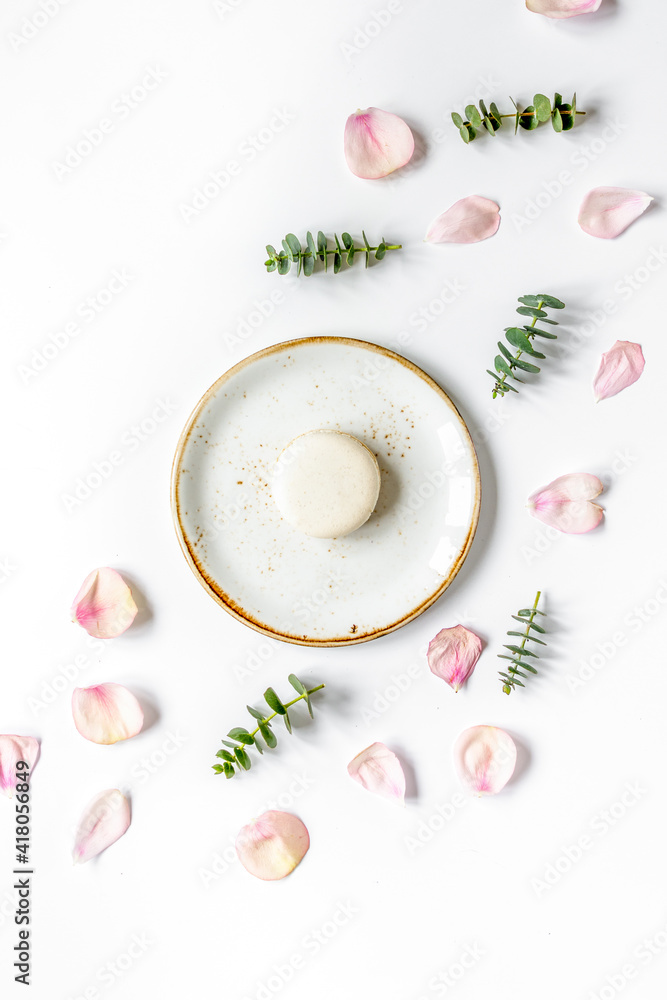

[171,337,480,646]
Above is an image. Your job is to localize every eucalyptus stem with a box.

[487,293,564,399]
[452,91,584,143]
[213,675,325,778]
[265,230,401,276]
[498,592,546,695]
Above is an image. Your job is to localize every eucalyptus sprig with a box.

[498,592,546,695]
[487,293,565,398]
[265,231,401,275]
[452,92,584,143]
[212,675,325,778]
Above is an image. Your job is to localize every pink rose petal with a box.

[526,0,601,17]
[236,811,309,881]
[0,736,39,799]
[527,473,604,533]
[453,725,516,795]
[578,187,653,239]
[72,684,144,745]
[427,625,482,692]
[344,107,414,179]
[71,568,138,639]
[425,196,500,244]
[73,789,131,864]
[347,742,405,804]
[593,341,645,401]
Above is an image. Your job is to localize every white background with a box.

[1,1,666,998]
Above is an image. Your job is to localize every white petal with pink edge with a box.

[236,811,309,880]
[347,742,405,803]
[453,726,517,795]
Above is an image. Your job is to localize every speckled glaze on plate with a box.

[171,337,481,646]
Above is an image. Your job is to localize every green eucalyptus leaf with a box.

[554,92,563,107]
[483,116,496,136]
[282,238,293,260]
[289,674,306,695]
[489,102,502,129]
[303,253,315,276]
[375,243,387,260]
[465,105,482,128]
[459,125,472,143]
[228,727,255,745]
[333,252,342,274]
[517,295,543,307]
[559,104,574,130]
[517,306,547,318]
[497,341,515,363]
[317,231,327,259]
[479,99,489,117]
[286,233,301,256]
[306,231,316,258]
[265,244,277,258]
[221,739,239,749]
[510,356,541,374]
[341,232,353,250]
[265,260,277,272]
[259,722,277,748]
[552,107,563,132]
[534,294,565,309]
[277,255,290,276]
[494,355,513,378]
[519,106,538,130]
[505,328,543,356]
[264,687,286,714]
[451,111,464,128]
[530,327,558,339]
[534,94,551,122]
[347,247,355,266]
[223,762,235,778]
[234,747,251,770]
[247,705,264,721]
[283,711,293,734]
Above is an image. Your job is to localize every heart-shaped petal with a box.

[527,473,604,533]
[0,736,39,798]
[236,811,309,881]
[347,742,405,804]
[453,725,516,795]
[578,187,653,239]
[73,789,131,864]
[526,0,601,17]
[425,196,500,244]
[344,107,414,179]
[71,568,138,639]
[593,341,645,401]
[428,625,482,692]
[72,684,144,745]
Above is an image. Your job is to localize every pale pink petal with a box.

[72,684,144,745]
[347,742,405,804]
[73,789,131,864]
[427,625,482,692]
[526,0,601,17]
[527,473,604,533]
[425,197,500,245]
[593,341,645,401]
[0,736,39,799]
[71,568,138,638]
[344,107,414,179]
[236,811,309,881]
[578,187,653,239]
[453,726,516,795]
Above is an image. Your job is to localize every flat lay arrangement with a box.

[2,2,665,998]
